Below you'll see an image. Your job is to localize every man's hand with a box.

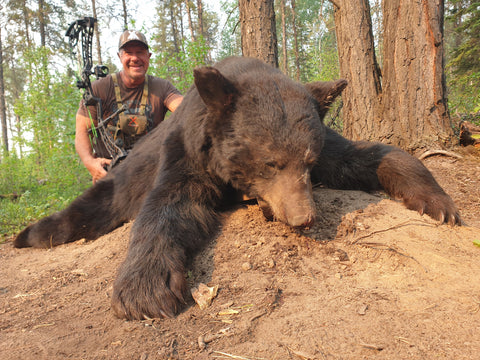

[85,157,111,184]
[76,111,112,184]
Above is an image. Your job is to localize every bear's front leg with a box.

[111,188,220,320]
[376,149,461,225]
[313,127,461,225]
[14,179,126,248]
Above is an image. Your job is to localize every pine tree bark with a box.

[239,0,278,67]
[121,0,128,30]
[290,0,300,81]
[91,0,102,64]
[0,26,8,155]
[333,0,382,141]
[38,0,46,47]
[169,0,180,54]
[381,0,452,149]
[197,0,204,38]
[280,0,288,74]
[334,0,453,150]
[185,0,196,41]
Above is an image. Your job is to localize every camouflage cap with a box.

[118,30,149,50]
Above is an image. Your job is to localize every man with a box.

[75,30,183,183]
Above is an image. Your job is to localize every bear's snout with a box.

[259,170,316,228]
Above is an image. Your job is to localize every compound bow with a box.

[66,17,127,169]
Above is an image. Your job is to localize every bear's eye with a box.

[265,161,286,170]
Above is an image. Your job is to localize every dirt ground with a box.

[1,146,480,360]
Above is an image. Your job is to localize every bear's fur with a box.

[14,57,460,320]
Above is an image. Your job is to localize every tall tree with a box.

[185,0,196,40]
[239,0,278,67]
[446,0,480,116]
[169,0,181,54]
[381,0,452,149]
[290,0,300,80]
[0,25,7,155]
[38,0,46,47]
[197,0,204,38]
[91,0,102,64]
[218,0,242,59]
[333,0,382,141]
[334,0,453,150]
[122,0,128,30]
[279,0,288,74]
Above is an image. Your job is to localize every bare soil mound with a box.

[1,148,480,360]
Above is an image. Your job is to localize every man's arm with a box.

[165,93,183,112]
[75,110,111,183]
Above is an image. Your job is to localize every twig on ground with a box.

[350,220,437,244]
[211,351,265,360]
[418,149,463,160]
[356,241,428,273]
[358,342,384,351]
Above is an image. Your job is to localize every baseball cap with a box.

[118,30,149,50]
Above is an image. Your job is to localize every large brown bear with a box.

[14,57,460,320]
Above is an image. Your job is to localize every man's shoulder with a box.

[147,74,170,86]
[148,75,180,95]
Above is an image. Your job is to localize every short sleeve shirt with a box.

[78,73,181,131]
[78,73,181,157]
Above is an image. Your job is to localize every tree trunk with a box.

[0,26,8,155]
[38,0,46,47]
[381,0,452,149]
[185,0,196,41]
[334,0,453,150]
[333,0,382,141]
[290,0,300,81]
[21,0,33,50]
[169,0,180,54]
[239,0,278,67]
[197,0,204,38]
[91,0,102,64]
[122,0,128,30]
[280,0,288,74]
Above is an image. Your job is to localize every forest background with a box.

[0,0,479,241]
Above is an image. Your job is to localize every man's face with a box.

[118,42,151,85]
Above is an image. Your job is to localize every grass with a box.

[0,152,91,243]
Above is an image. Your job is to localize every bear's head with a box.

[193,58,347,228]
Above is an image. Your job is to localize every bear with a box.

[14,56,461,320]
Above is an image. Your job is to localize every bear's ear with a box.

[194,66,238,111]
[305,79,348,118]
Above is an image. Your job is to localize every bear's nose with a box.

[290,213,315,228]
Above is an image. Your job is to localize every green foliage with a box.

[448,1,480,74]
[275,0,339,83]
[447,71,480,123]
[150,38,210,93]
[446,0,480,123]
[13,47,81,157]
[0,150,90,240]
[0,45,90,241]
[218,0,242,59]
[305,28,340,82]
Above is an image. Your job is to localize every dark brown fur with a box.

[14,57,460,320]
